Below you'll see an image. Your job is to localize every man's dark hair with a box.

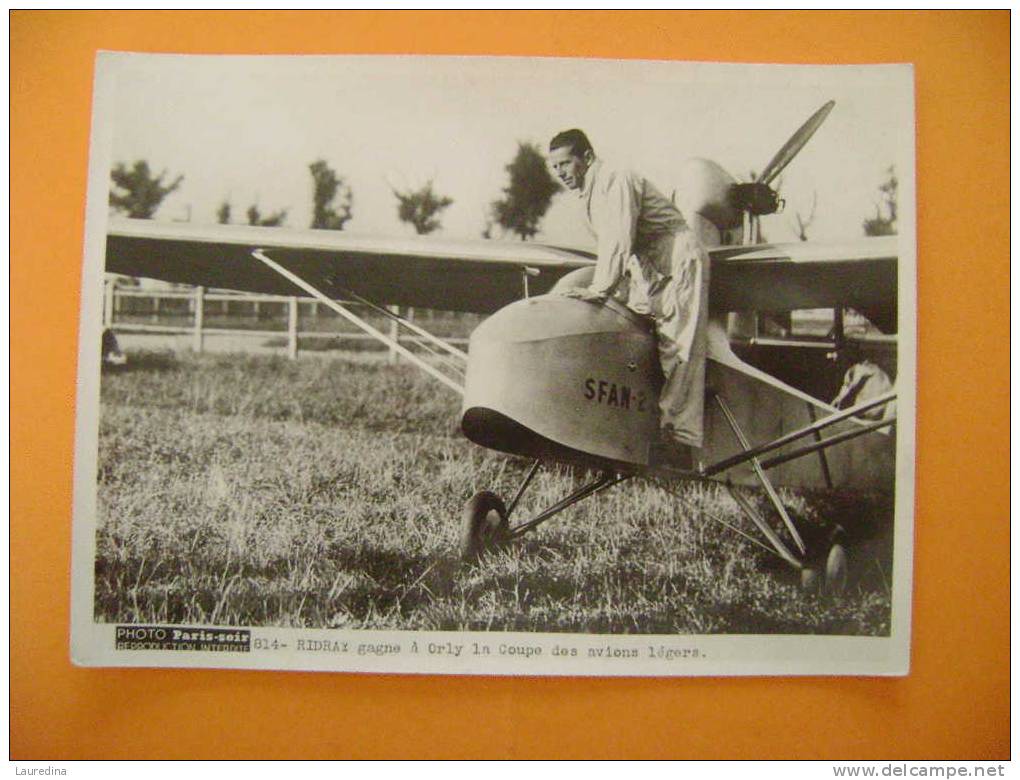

[549,129,594,158]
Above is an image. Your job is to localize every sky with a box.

[103,54,914,246]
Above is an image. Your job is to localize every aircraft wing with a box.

[708,236,898,332]
[105,219,595,314]
[107,219,898,328]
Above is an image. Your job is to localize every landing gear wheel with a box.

[459,491,510,561]
[800,543,849,595]
[824,543,848,595]
[800,565,821,592]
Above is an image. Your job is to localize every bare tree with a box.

[793,191,818,241]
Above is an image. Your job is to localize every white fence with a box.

[103,282,473,360]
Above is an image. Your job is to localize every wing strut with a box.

[712,393,808,557]
[725,484,803,570]
[701,390,896,477]
[324,283,467,363]
[252,249,465,395]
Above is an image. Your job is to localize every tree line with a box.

[110,151,898,240]
[109,142,561,240]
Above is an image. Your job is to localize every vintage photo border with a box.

[68,52,918,677]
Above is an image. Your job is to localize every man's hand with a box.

[560,286,606,303]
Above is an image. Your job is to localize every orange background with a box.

[11,11,1009,759]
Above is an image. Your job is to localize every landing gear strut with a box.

[726,482,851,594]
[459,461,628,562]
[714,392,851,594]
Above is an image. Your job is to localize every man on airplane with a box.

[548,128,709,450]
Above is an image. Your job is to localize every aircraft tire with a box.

[824,543,849,595]
[800,543,850,595]
[800,566,821,592]
[459,491,509,562]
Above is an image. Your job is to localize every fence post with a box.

[288,297,299,360]
[103,280,114,329]
[193,286,205,353]
[388,305,400,364]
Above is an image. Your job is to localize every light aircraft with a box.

[103,101,899,593]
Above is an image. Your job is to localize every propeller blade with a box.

[758,100,835,185]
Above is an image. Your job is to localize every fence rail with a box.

[103,282,472,360]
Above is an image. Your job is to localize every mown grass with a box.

[95,349,893,635]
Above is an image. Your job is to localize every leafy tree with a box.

[490,142,560,240]
[792,191,817,242]
[863,165,898,236]
[246,204,288,227]
[109,160,184,219]
[309,159,353,230]
[216,200,232,225]
[393,180,453,235]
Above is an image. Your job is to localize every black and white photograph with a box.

[71,53,916,676]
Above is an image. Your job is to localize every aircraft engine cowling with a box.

[461,295,661,469]
[671,158,744,247]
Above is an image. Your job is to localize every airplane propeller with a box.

[757,100,835,186]
[729,100,836,221]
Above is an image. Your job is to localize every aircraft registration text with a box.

[583,378,648,412]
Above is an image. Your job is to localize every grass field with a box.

[95,348,893,635]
